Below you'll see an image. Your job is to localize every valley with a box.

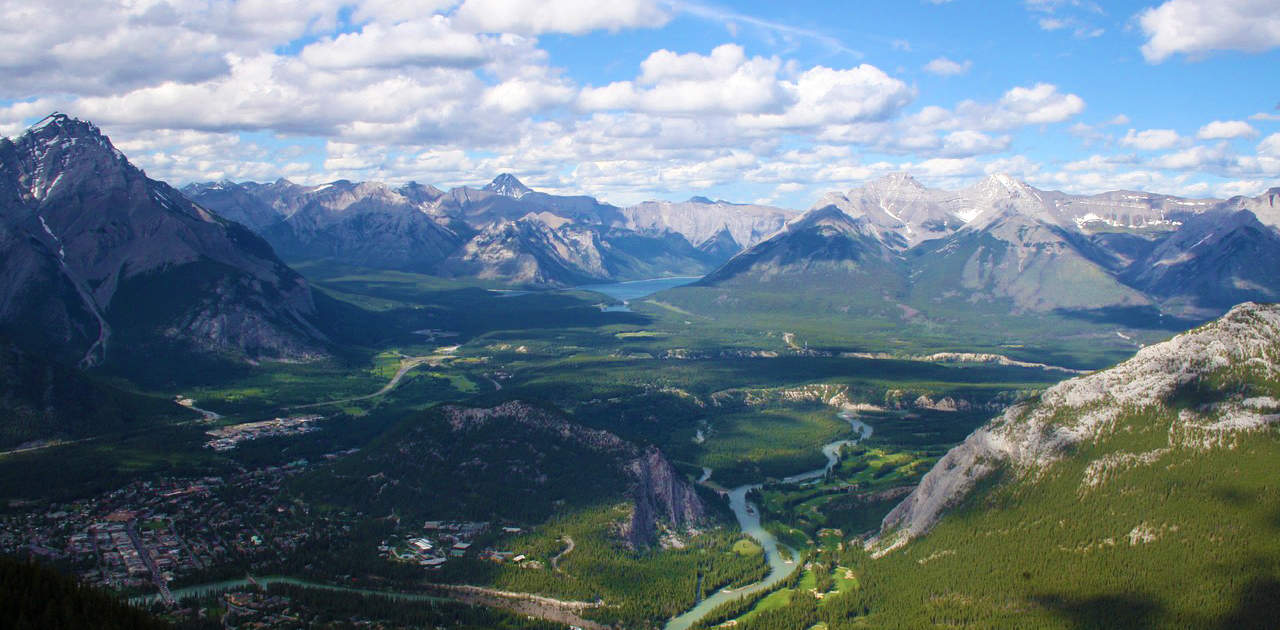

[1,114,1278,630]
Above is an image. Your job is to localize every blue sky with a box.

[1,0,1277,207]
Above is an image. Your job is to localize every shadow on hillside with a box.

[1216,576,1280,629]
[1030,592,1162,629]
[1051,305,1205,332]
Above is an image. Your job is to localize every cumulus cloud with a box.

[298,17,493,70]
[923,57,972,76]
[453,0,670,34]
[1259,133,1280,157]
[1138,0,1280,63]
[1120,128,1183,151]
[1196,120,1258,140]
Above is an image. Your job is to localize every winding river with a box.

[129,409,873,630]
[663,410,873,630]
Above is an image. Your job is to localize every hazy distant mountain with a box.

[192,173,744,286]
[0,114,328,368]
[186,179,465,273]
[702,205,899,287]
[619,196,797,253]
[483,172,533,198]
[914,176,1151,312]
[1218,187,1280,227]
[1121,209,1280,313]
[699,173,1278,317]
[815,173,962,248]
[440,216,612,286]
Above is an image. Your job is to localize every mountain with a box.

[1121,209,1280,314]
[0,114,328,370]
[815,173,962,248]
[875,302,1280,546]
[691,173,1280,320]
[1218,187,1280,227]
[440,216,612,286]
[853,302,1280,626]
[912,179,1152,312]
[192,174,743,287]
[701,204,899,286]
[186,179,464,273]
[483,172,533,198]
[619,197,796,253]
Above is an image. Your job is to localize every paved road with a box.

[291,350,453,410]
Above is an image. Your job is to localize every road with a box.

[550,536,574,573]
[290,348,456,410]
[127,521,174,606]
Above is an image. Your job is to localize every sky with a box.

[2,0,1278,208]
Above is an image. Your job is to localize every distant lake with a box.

[577,276,700,311]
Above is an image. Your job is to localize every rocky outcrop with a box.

[873,302,1280,555]
[623,447,707,548]
[443,402,706,546]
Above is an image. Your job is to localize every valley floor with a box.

[0,263,1203,629]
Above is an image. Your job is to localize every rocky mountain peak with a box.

[687,195,715,204]
[871,302,1280,555]
[484,173,532,198]
[870,171,925,192]
[790,203,867,232]
[9,113,132,203]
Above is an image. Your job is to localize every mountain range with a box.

[0,114,331,374]
[184,175,796,287]
[3,113,1278,376]
[702,173,1280,318]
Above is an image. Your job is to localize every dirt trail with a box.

[551,536,575,573]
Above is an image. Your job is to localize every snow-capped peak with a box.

[485,173,533,198]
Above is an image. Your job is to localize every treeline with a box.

[0,555,168,630]
[263,582,567,629]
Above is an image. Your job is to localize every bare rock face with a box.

[623,447,707,548]
[872,302,1280,555]
[0,114,328,366]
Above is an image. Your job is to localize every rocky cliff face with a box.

[623,447,707,548]
[873,302,1280,555]
[443,402,707,546]
[0,114,328,367]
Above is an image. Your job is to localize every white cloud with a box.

[298,17,492,70]
[913,83,1085,132]
[1196,120,1258,140]
[923,57,972,76]
[1138,0,1280,63]
[1120,128,1182,151]
[1215,179,1268,197]
[453,0,670,35]
[1259,133,1280,157]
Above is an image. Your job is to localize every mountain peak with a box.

[687,195,715,204]
[484,173,533,198]
[871,172,925,191]
[24,112,107,143]
[978,172,1035,196]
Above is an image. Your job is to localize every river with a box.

[130,409,872,630]
[663,410,873,630]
